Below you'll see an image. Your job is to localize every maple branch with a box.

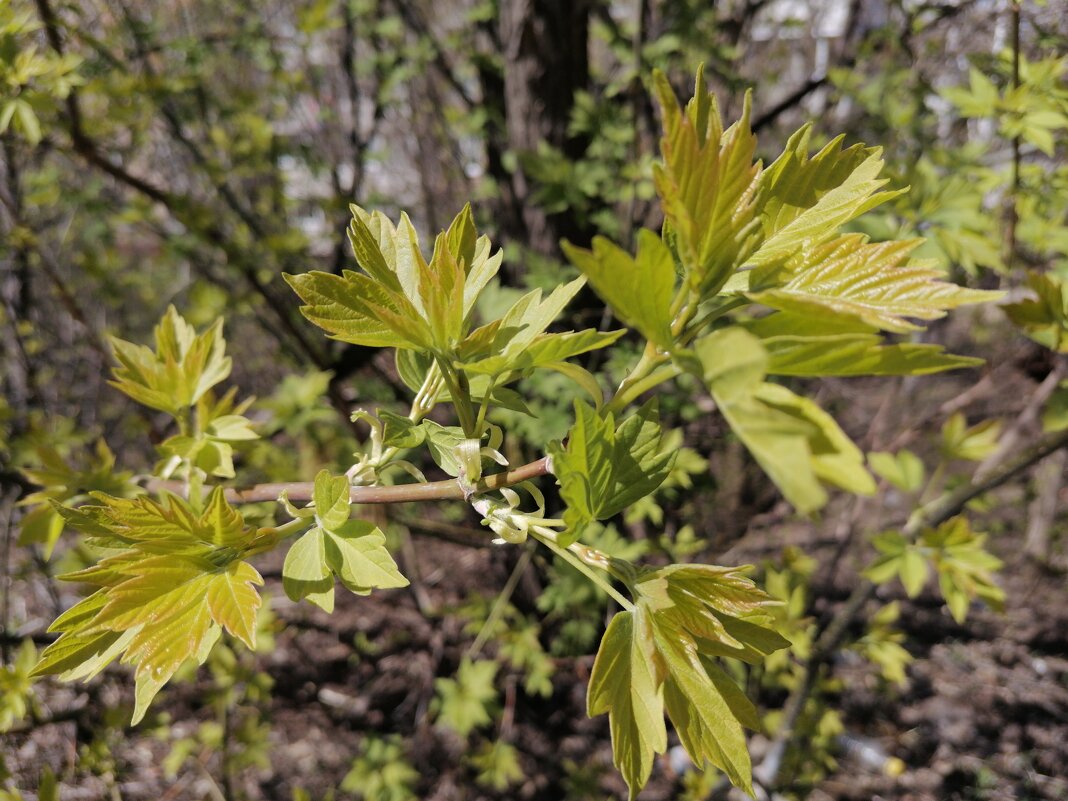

[149,457,553,505]
[755,424,1068,790]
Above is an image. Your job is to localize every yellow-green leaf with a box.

[587,608,666,800]
[748,235,1001,333]
[205,561,263,649]
[563,230,677,348]
[653,70,761,298]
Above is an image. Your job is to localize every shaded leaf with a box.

[549,400,675,544]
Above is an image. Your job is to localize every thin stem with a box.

[605,341,668,417]
[474,376,497,437]
[258,517,313,542]
[1005,0,1022,270]
[683,295,749,343]
[363,366,447,473]
[612,364,682,411]
[670,289,701,339]
[436,356,477,436]
[466,545,534,659]
[150,456,554,505]
[531,528,634,611]
[915,458,947,509]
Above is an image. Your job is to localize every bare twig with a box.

[0,488,18,662]
[148,456,553,506]
[31,0,371,431]
[974,358,1065,481]
[1024,449,1064,561]
[467,545,534,660]
[1004,0,1022,270]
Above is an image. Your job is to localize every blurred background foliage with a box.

[2,1,1068,800]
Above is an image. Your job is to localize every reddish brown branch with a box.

[149,457,553,505]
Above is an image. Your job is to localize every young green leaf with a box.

[755,332,984,377]
[562,229,677,349]
[748,235,1002,333]
[287,205,506,354]
[434,658,499,737]
[109,306,232,417]
[751,131,902,268]
[549,400,675,544]
[1002,272,1068,352]
[313,469,353,531]
[922,517,1004,623]
[864,532,929,597]
[457,277,616,379]
[587,607,666,800]
[324,519,409,595]
[589,563,788,798]
[32,490,268,722]
[691,327,874,512]
[282,525,335,612]
[281,473,408,604]
[652,68,762,298]
[868,450,926,492]
[940,413,1001,462]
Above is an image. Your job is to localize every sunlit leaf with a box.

[652,68,761,298]
[563,229,677,348]
[748,234,1001,333]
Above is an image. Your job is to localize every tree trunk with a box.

[496,0,593,259]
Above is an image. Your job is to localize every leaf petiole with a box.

[530,527,634,611]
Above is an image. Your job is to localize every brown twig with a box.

[148,456,553,505]
[974,358,1066,481]
[1004,0,1022,270]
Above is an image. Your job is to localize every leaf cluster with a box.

[32,489,271,723]
[281,470,408,613]
[865,517,1005,623]
[588,565,788,798]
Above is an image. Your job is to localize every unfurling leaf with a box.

[652,68,761,298]
[751,129,902,268]
[285,204,502,351]
[456,277,620,379]
[109,306,232,417]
